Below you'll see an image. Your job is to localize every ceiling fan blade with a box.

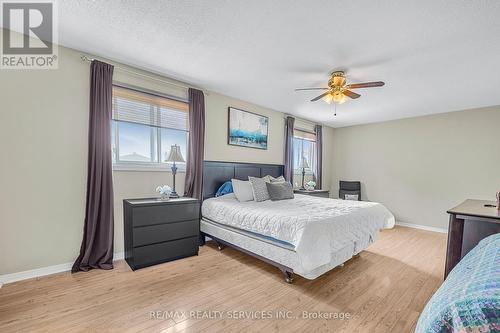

[311,91,331,102]
[346,81,385,89]
[295,87,329,91]
[343,90,361,99]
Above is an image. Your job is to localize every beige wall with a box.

[331,106,500,229]
[0,43,89,276]
[0,39,334,275]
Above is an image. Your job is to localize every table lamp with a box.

[165,144,185,198]
[298,156,309,190]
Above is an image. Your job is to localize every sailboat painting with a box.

[228,107,268,150]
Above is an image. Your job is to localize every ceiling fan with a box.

[295,71,385,104]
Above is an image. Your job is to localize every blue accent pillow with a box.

[215,181,233,197]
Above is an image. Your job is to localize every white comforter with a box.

[202,194,395,271]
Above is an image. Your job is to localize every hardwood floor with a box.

[0,226,446,333]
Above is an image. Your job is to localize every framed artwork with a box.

[227,107,268,150]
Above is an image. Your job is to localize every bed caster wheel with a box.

[281,270,294,284]
[216,242,225,251]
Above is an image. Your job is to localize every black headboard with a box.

[202,160,284,200]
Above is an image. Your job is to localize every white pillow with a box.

[217,193,236,200]
[231,179,254,202]
[345,194,359,201]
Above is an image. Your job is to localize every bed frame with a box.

[200,160,295,283]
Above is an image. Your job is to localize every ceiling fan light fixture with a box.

[332,76,346,87]
[295,70,384,108]
[332,91,346,104]
[322,93,333,104]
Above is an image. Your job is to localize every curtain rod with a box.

[80,55,207,94]
[284,114,321,127]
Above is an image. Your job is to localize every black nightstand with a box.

[294,189,330,198]
[123,197,200,270]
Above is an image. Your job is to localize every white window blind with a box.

[111,85,189,170]
[112,86,189,131]
[294,128,316,142]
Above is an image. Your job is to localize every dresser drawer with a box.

[133,236,198,269]
[133,220,199,247]
[132,202,200,227]
[309,192,329,198]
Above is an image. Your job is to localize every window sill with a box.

[113,163,186,173]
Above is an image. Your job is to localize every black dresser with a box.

[293,189,330,198]
[123,197,200,270]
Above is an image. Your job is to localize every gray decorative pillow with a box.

[248,176,270,202]
[270,175,286,183]
[266,181,294,201]
[262,175,272,183]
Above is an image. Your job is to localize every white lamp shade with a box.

[298,156,309,169]
[165,144,185,163]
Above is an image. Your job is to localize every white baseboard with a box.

[0,252,124,285]
[395,221,447,234]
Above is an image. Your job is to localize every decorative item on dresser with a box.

[293,189,330,198]
[444,199,500,279]
[123,197,200,270]
[304,180,316,191]
[155,185,172,201]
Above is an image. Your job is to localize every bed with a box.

[415,233,500,333]
[200,161,395,282]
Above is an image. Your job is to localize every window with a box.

[293,128,316,176]
[111,86,189,171]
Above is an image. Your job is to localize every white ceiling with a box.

[58,0,500,127]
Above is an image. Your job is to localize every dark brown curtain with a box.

[284,116,295,182]
[314,124,323,189]
[184,88,205,199]
[72,60,114,273]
